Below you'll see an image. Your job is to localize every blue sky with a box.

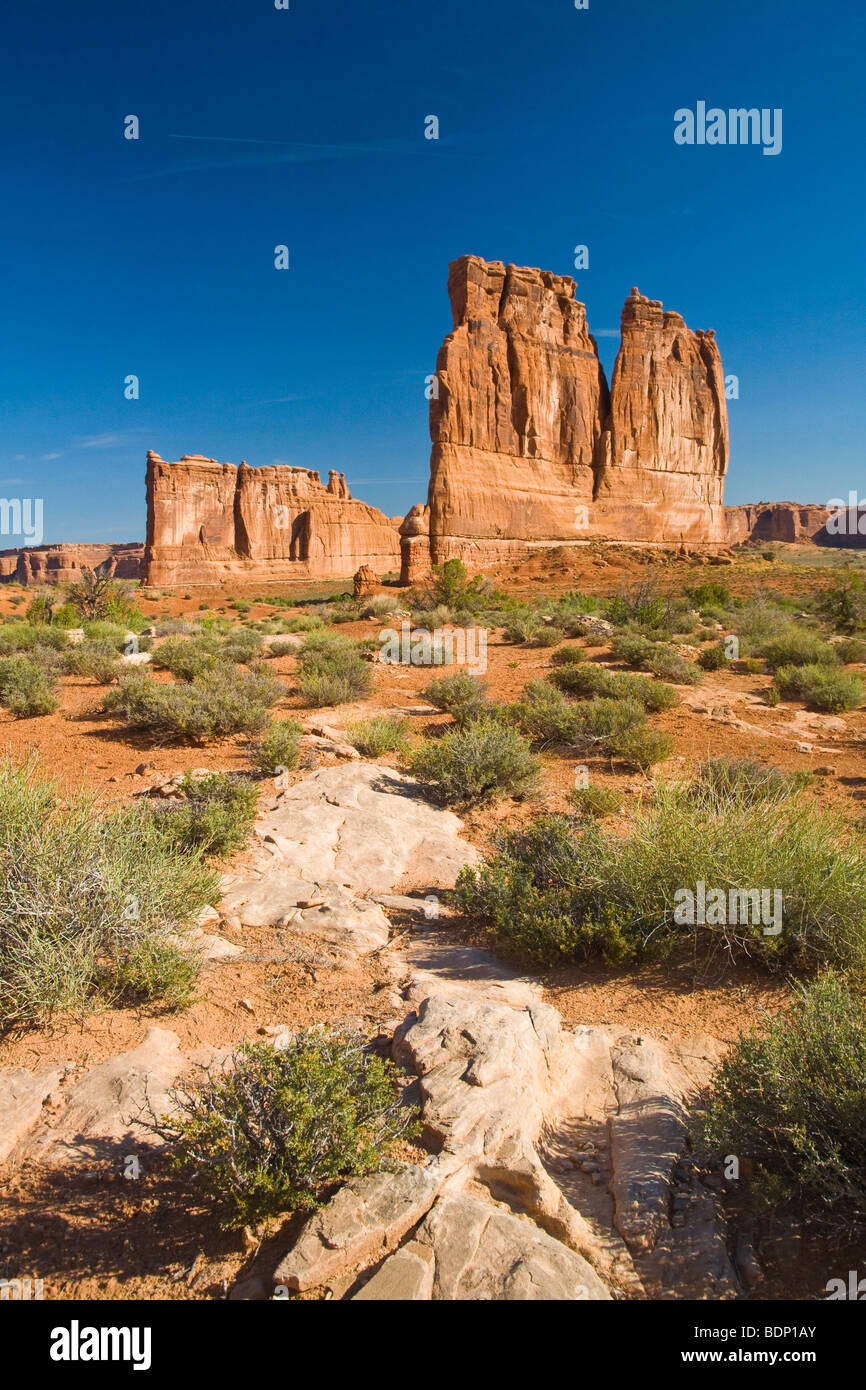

[1,0,863,543]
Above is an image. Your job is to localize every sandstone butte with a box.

[400,255,731,583]
[142,453,402,587]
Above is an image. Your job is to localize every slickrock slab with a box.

[13,1028,201,1168]
[411,1192,610,1302]
[0,1066,64,1163]
[273,1165,443,1293]
[608,1038,688,1254]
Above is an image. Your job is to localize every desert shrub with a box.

[742,657,764,674]
[765,686,781,707]
[698,642,730,671]
[817,573,866,633]
[697,973,866,1231]
[610,633,657,668]
[604,579,681,633]
[0,656,58,717]
[531,625,563,648]
[267,637,300,658]
[327,598,363,624]
[81,620,131,650]
[249,719,302,774]
[550,662,677,712]
[0,760,214,1027]
[726,592,796,644]
[549,645,584,668]
[153,635,220,681]
[508,680,588,745]
[64,640,122,684]
[221,629,264,664]
[837,637,866,664]
[410,603,456,632]
[25,594,53,625]
[104,668,281,742]
[345,714,412,757]
[609,725,674,773]
[360,594,401,618]
[413,557,488,615]
[686,581,731,610]
[577,697,647,748]
[151,773,258,858]
[696,757,811,805]
[568,785,622,818]
[166,1030,416,1224]
[297,632,372,706]
[408,716,540,804]
[155,617,195,636]
[422,671,489,726]
[646,647,703,684]
[774,664,864,713]
[51,602,79,629]
[760,627,838,670]
[456,783,866,971]
[0,623,68,655]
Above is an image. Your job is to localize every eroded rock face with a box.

[0,543,143,586]
[593,290,728,544]
[724,501,863,546]
[404,255,731,580]
[144,453,401,586]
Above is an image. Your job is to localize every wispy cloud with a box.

[594,329,621,339]
[129,132,434,181]
[75,433,125,449]
[43,452,62,460]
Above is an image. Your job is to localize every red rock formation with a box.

[144,454,401,586]
[405,256,730,581]
[0,543,143,586]
[593,290,728,543]
[425,257,609,572]
[724,502,851,546]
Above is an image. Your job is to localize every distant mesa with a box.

[0,542,143,586]
[143,453,401,586]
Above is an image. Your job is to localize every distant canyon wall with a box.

[143,453,402,586]
[723,502,865,546]
[0,542,143,586]
[401,255,730,582]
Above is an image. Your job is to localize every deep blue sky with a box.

[1,0,863,543]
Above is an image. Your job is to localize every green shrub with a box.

[760,627,838,670]
[297,632,372,706]
[817,574,866,633]
[151,773,258,858]
[221,629,265,664]
[0,760,214,1027]
[81,620,132,650]
[166,1030,416,1224]
[0,623,68,655]
[155,617,195,636]
[51,602,78,629]
[549,645,584,668]
[408,716,540,804]
[508,680,588,745]
[697,974,866,1230]
[567,785,622,818]
[742,657,764,674]
[413,557,488,615]
[531,625,563,648]
[502,610,540,644]
[104,668,283,742]
[686,581,731,610]
[25,594,53,625]
[696,757,811,804]
[765,686,781,707]
[456,783,866,971]
[647,647,703,684]
[345,714,412,757]
[610,633,657,668]
[64,640,122,685]
[837,638,866,664]
[774,664,864,713]
[698,642,730,671]
[604,580,674,631]
[249,719,302,774]
[0,656,58,717]
[422,671,489,726]
[550,662,677,712]
[360,594,402,618]
[267,637,300,658]
[609,725,674,773]
[153,634,220,681]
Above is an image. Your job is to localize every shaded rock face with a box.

[144,453,401,586]
[0,543,143,585]
[725,501,866,547]
[402,255,730,580]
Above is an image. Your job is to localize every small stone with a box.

[238,998,255,1015]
